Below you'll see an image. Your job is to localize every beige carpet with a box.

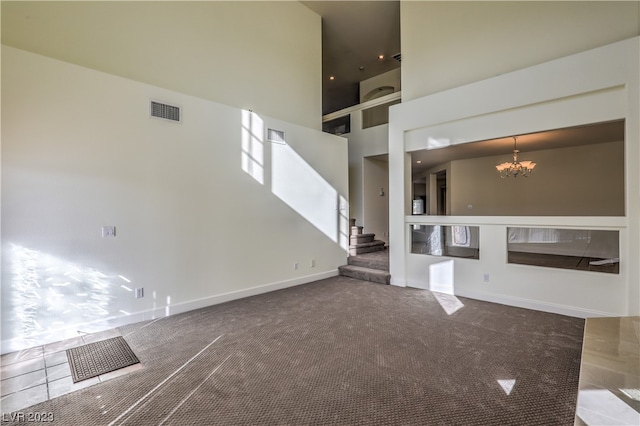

[9,276,584,425]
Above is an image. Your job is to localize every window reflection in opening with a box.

[507,227,619,274]
[411,225,479,259]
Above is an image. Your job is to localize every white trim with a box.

[150,269,338,319]
[0,270,338,355]
[404,86,626,151]
[405,215,628,229]
[453,288,617,319]
[390,277,407,287]
[322,91,401,123]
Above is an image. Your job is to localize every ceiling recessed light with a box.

[378,54,385,60]
[329,76,335,80]
[416,160,422,164]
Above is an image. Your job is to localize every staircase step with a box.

[348,240,386,256]
[338,265,390,285]
[350,233,375,245]
[348,254,389,271]
[350,226,364,236]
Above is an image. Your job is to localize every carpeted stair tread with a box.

[347,255,389,271]
[349,240,386,255]
[338,264,391,285]
[351,240,385,248]
[350,233,375,244]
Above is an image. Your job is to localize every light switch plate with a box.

[102,226,116,237]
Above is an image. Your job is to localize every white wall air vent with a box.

[268,128,286,144]
[392,52,401,62]
[150,100,181,123]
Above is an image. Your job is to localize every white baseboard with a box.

[390,277,407,287]
[1,270,338,354]
[454,288,619,319]
[146,269,339,319]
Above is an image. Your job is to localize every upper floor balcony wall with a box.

[322,91,401,138]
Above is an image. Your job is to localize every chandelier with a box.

[496,136,536,178]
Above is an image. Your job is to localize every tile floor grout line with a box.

[2,330,139,413]
[44,355,51,401]
[0,369,43,383]
[0,347,44,368]
[0,372,46,399]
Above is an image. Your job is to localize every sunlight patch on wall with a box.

[3,244,130,351]
[427,136,452,149]
[271,142,339,243]
[338,195,350,251]
[241,110,264,184]
[428,259,454,293]
[428,259,465,314]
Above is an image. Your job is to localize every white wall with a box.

[363,158,389,244]
[1,46,348,353]
[389,37,640,318]
[401,1,640,102]
[360,68,401,103]
[344,109,390,229]
[1,1,322,130]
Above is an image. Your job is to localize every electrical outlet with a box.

[102,226,116,237]
[135,288,144,298]
[310,259,315,267]
[294,263,299,270]
[483,273,490,283]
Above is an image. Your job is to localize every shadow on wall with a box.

[241,110,349,250]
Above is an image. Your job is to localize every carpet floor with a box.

[10,276,584,425]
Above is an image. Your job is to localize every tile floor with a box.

[0,329,143,414]
[575,316,640,425]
